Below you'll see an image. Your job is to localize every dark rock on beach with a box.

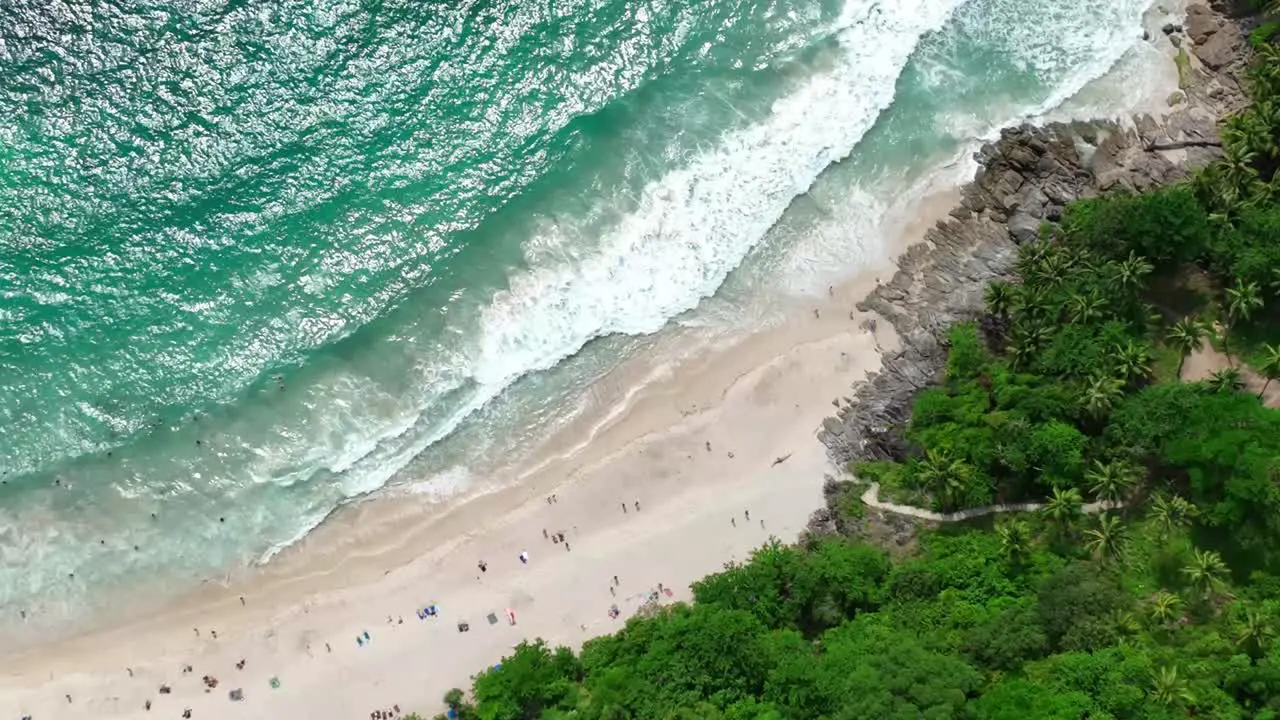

[811,2,1251,534]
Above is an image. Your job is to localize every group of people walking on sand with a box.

[22,478,770,720]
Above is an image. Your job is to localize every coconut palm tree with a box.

[1008,320,1051,370]
[915,450,974,511]
[1167,317,1206,377]
[1227,278,1264,325]
[1235,605,1274,657]
[1031,251,1071,289]
[1149,666,1195,708]
[1014,242,1052,279]
[1086,460,1137,504]
[1250,100,1280,150]
[1225,279,1265,363]
[1221,144,1262,200]
[1250,54,1280,115]
[1082,373,1125,419]
[1008,342,1036,371]
[1257,342,1280,399]
[1182,548,1230,600]
[1148,494,1198,539]
[1068,289,1106,325]
[1114,340,1152,385]
[1208,366,1245,393]
[1110,608,1141,645]
[1223,110,1278,161]
[1109,251,1154,294]
[1084,513,1127,565]
[1193,163,1236,213]
[1042,486,1083,537]
[1149,590,1182,626]
[1014,288,1054,324]
[997,519,1033,566]
[985,281,1015,317]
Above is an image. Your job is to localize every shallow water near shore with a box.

[0,0,1157,643]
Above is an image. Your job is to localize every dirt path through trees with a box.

[858,482,1122,522]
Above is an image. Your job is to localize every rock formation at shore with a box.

[812,1,1255,532]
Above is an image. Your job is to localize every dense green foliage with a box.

[433,524,1280,719]
[423,34,1280,720]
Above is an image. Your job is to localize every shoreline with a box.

[0,184,926,717]
[0,5,1221,717]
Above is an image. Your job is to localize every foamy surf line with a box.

[250,0,967,560]
[263,0,1161,569]
[261,0,1160,579]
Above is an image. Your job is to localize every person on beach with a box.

[613,575,619,585]
[634,500,641,511]
[519,550,529,564]
[744,509,750,521]
[478,560,487,573]
[731,517,736,527]
[621,502,627,513]
[542,528,548,539]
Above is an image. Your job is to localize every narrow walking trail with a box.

[859,482,1122,522]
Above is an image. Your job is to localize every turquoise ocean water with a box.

[0,0,1153,640]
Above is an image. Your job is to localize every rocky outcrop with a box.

[812,2,1253,523]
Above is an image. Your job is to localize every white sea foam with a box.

[265,0,966,500]
[467,0,964,393]
[249,0,969,563]
[273,0,1156,518]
